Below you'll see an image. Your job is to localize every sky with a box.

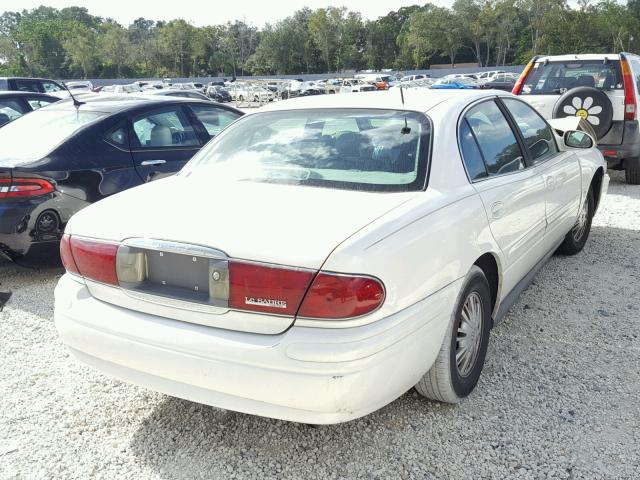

[1,0,455,27]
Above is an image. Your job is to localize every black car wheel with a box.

[552,87,613,140]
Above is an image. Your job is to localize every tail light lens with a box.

[61,237,385,320]
[0,178,54,199]
[229,262,385,319]
[61,236,118,285]
[229,262,314,316]
[512,58,536,95]
[60,235,80,275]
[298,273,385,319]
[621,56,636,121]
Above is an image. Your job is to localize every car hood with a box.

[66,175,416,269]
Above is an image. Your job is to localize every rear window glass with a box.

[0,110,105,165]
[184,109,431,192]
[521,60,622,95]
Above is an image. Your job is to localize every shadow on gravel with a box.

[0,244,63,313]
[128,392,447,478]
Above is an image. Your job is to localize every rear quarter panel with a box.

[319,188,499,329]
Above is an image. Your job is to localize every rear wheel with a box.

[626,167,640,185]
[415,266,491,403]
[558,188,594,255]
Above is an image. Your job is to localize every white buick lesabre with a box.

[55,90,608,424]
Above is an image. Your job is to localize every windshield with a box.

[521,60,622,95]
[183,109,431,192]
[0,109,106,165]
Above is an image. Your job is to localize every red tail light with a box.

[60,235,80,275]
[229,261,314,316]
[512,58,537,95]
[229,262,385,319]
[621,56,636,121]
[298,273,385,319]
[0,178,54,199]
[65,236,118,285]
[61,238,385,320]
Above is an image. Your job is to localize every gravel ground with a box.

[1,171,639,480]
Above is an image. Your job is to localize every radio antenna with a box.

[399,85,411,134]
[62,82,85,108]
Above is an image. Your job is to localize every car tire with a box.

[625,167,640,185]
[558,188,594,255]
[415,266,491,403]
[552,87,613,140]
[238,95,244,102]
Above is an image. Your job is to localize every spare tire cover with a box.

[552,86,613,140]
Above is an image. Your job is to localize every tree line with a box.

[0,1,639,79]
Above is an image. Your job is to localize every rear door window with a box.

[522,60,622,95]
[459,119,488,181]
[501,98,558,165]
[188,104,241,137]
[464,101,525,176]
[132,107,200,148]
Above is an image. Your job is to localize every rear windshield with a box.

[521,60,623,95]
[184,109,431,192]
[0,109,106,165]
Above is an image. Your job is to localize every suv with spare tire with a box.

[512,53,640,184]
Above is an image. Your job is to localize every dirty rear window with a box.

[521,60,622,95]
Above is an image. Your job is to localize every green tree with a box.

[63,21,98,77]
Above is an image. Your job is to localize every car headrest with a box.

[0,113,11,126]
[149,124,173,147]
[576,75,595,88]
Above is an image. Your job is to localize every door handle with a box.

[491,201,505,219]
[140,159,166,166]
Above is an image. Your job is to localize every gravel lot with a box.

[1,171,638,480]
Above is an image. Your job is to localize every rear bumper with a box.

[599,120,640,169]
[0,193,89,258]
[54,274,458,424]
[0,197,48,257]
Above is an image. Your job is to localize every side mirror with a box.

[564,130,594,149]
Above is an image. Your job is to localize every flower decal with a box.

[563,97,602,125]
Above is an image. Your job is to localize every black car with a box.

[0,92,59,127]
[0,77,67,95]
[0,95,243,259]
[207,86,232,102]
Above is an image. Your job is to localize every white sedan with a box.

[55,90,608,424]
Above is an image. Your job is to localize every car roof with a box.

[256,89,506,114]
[42,94,213,114]
[535,54,621,62]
